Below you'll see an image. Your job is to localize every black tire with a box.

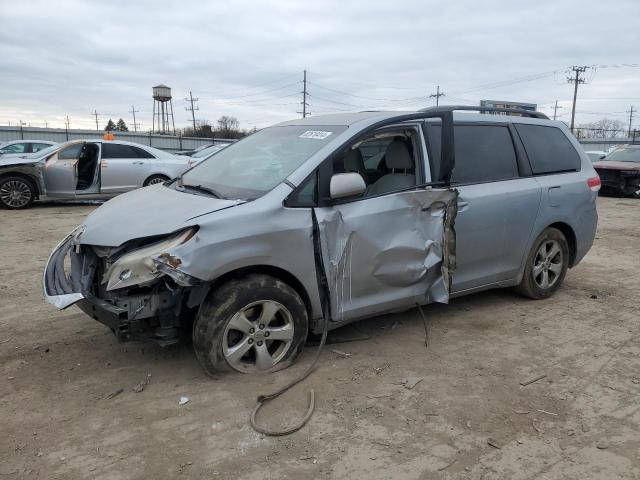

[516,227,569,300]
[0,175,36,209]
[193,274,308,375]
[143,174,170,187]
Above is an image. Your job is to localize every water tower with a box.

[152,84,176,134]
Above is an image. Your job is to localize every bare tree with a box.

[216,116,241,138]
[576,118,626,139]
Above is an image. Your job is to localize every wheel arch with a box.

[547,221,577,267]
[143,173,171,186]
[206,265,314,324]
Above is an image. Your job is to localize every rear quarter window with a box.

[515,124,581,174]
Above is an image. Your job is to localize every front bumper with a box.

[43,234,88,309]
[595,169,640,194]
[43,234,194,346]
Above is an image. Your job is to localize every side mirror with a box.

[599,154,606,160]
[330,172,366,200]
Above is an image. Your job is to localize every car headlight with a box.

[103,228,196,291]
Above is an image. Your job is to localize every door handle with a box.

[133,161,144,165]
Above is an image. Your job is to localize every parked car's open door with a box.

[43,143,84,197]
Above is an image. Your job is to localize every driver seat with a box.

[365,140,415,196]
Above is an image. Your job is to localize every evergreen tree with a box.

[104,119,116,131]
[116,118,129,132]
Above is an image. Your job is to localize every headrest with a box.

[344,148,364,173]
[385,140,413,169]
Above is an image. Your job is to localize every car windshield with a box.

[603,148,640,163]
[179,125,346,200]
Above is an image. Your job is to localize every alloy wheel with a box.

[147,177,166,185]
[222,300,295,372]
[532,239,563,289]
[0,180,32,208]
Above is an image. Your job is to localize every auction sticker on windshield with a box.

[299,131,333,139]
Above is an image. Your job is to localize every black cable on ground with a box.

[250,316,329,436]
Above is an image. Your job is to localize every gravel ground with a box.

[1,196,639,479]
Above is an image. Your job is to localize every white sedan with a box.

[0,139,192,209]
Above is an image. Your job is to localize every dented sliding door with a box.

[314,188,457,324]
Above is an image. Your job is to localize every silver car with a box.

[0,139,190,209]
[44,106,599,375]
[0,139,57,156]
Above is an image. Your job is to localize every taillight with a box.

[188,159,197,168]
[587,176,601,192]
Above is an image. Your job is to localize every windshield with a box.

[603,147,640,163]
[180,125,346,200]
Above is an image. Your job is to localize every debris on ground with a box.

[402,376,423,389]
[104,388,123,400]
[132,373,152,393]
[596,441,609,450]
[487,438,502,449]
[537,409,558,416]
[330,349,352,358]
[520,374,546,386]
[179,396,189,406]
[438,459,457,471]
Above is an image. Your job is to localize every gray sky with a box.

[1,0,639,131]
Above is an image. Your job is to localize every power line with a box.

[567,66,590,133]
[185,91,199,131]
[429,85,445,106]
[307,81,423,102]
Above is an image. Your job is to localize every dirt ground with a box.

[1,196,639,480]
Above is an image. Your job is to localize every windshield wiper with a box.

[180,183,224,199]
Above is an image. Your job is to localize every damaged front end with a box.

[43,227,204,345]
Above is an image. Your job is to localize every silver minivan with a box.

[44,106,600,375]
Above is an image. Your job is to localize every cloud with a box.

[0,0,638,130]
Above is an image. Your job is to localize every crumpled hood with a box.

[0,155,41,167]
[593,161,640,171]
[78,183,243,246]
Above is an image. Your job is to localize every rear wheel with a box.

[144,174,170,186]
[193,274,308,375]
[0,176,35,209]
[516,228,569,300]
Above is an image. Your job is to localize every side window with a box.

[452,125,519,183]
[32,143,52,152]
[131,146,155,159]
[515,124,581,174]
[102,144,137,159]
[286,171,317,207]
[1,143,27,153]
[58,144,83,160]
[332,128,419,199]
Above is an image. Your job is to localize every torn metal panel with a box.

[314,188,457,324]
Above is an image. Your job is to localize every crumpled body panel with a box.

[314,188,457,323]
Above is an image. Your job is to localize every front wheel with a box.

[0,176,36,209]
[516,228,569,300]
[193,274,308,375]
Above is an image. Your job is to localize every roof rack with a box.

[418,105,549,120]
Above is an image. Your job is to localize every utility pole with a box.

[552,100,563,121]
[93,109,100,130]
[185,91,199,132]
[300,70,309,118]
[65,116,70,141]
[627,106,634,137]
[567,66,589,134]
[429,85,445,106]
[129,105,140,132]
